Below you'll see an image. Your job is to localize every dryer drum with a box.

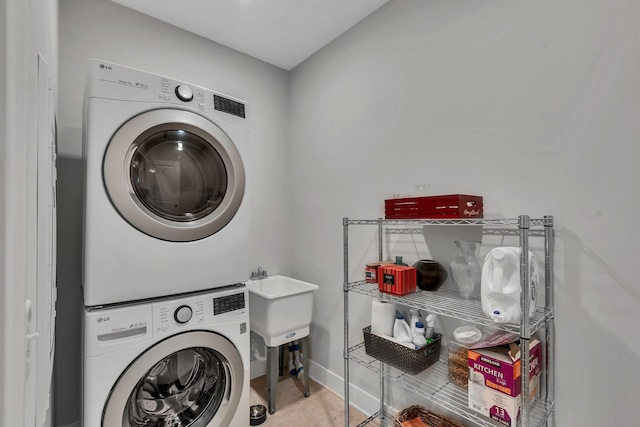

[103,109,245,242]
[130,129,228,223]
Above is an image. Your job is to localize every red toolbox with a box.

[384,194,483,219]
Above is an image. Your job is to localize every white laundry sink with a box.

[247,275,319,346]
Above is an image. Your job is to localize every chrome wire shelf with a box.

[345,217,553,227]
[347,281,552,335]
[343,214,555,427]
[382,228,547,237]
[348,343,554,427]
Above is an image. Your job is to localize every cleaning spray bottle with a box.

[424,314,436,340]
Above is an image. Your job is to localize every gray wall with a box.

[289,0,640,424]
[56,0,290,425]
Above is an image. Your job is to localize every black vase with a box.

[413,259,447,291]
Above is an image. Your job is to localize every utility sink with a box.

[247,275,319,347]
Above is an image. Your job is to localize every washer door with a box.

[104,109,245,242]
[103,331,244,427]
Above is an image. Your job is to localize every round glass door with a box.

[104,109,245,242]
[103,331,244,427]
[127,348,225,426]
[130,130,227,223]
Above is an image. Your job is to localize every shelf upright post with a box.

[544,215,555,417]
[518,215,531,427]
[377,218,386,424]
[343,217,350,427]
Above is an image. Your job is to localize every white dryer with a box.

[83,59,250,306]
[83,285,250,427]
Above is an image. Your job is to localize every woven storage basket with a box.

[394,405,464,427]
[362,326,441,375]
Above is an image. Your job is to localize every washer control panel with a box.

[174,305,193,324]
[213,292,245,315]
[152,288,248,336]
[85,303,153,357]
[155,298,205,334]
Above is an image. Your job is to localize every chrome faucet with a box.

[250,266,267,280]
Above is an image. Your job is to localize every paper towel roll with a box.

[371,299,395,337]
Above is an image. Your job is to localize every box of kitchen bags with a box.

[467,331,541,427]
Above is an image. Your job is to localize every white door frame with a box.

[1,1,57,426]
[1,1,32,426]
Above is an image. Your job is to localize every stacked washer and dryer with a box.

[82,59,251,426]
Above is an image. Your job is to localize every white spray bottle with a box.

[424,314,436,339]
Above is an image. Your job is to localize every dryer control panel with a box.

[86,59,249,129]
[158,77,246,119]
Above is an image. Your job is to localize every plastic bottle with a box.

[412,321,428,348]
[424,314,436,339]
[480,247,539,324]
[393,313,412,343]
[409,309,421,337]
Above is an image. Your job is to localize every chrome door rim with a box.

[103,109,245,242]
[102,331,244,427]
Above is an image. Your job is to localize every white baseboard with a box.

[308,360,380,417]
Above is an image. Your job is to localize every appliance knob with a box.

[175,85,193,102]
[174,305,193,324]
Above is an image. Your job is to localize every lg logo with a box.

[99,64,112,70]
[97,316,111,323]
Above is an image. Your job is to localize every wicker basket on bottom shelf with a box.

[394,405,464,427]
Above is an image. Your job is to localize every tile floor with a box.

[249,374,378,427]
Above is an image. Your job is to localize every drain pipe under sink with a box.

[251,336,267,361]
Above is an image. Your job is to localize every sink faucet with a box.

[251,267,267,280]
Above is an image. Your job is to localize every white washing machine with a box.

[83,59,250,306]
[83,285,250,427]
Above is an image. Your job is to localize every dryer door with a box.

[103,331,244,427]
[103,109,245,242]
